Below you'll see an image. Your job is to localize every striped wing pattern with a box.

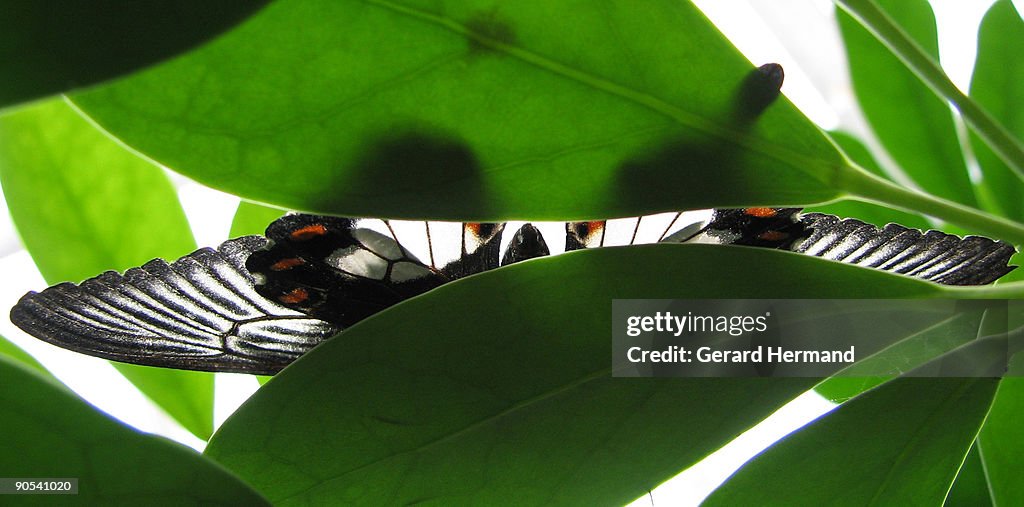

[795,213,1016,285]
[10,236,338,375]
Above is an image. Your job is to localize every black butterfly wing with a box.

[246,216,554,324]
[10,236,339,375]
[10,214,509,374]
[441,222,506,278]
[794,212,1017,285]
[667,208,1017,285]
[246,215,452,327]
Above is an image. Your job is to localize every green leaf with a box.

[72,0,847,221]
[0,98,214,440]
[0,355,269,505]
[62,1,1024,242]
[705,377,998,505]
[970,0,1024,221]
[808,131,931,229]
[977,376,1024,505]
[0,334,48,377]
[814,376,887,404]
[944,444,992,507]
[205,245,944,505]
[229,201,286,238]
[0,1,270,110]
[837,0,976,207]
[814,309,987,402]
[0,100,199,283]
[1001,252,1024,284]
[836,0,1024,183]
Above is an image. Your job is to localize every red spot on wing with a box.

[744,207,778,218]
[270,257,306,271]
[290,224,328,241]
[757,231,789,242]
[278,288,309,304]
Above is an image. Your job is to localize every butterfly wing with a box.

[247,216,556,324]
[10,209,1017,376]
[794,212,1017,285]
[440,222,505,278]
[10,236,338,375]
[668,208,1017,285]
[246,215,452,327]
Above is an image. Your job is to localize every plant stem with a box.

[835,0,1024,182]
[947,281,1024,299]
[841,168,1024,246]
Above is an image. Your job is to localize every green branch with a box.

[841,167,1024,246]
[835,0,1024,182]
[948,281,1024,299]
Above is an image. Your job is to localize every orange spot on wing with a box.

[466,223,481,234]
[270,257,306,271]
[278,288,309,304]
[744,207,778,217]
[757,231,789,241]
[290,224,328,241]
[571,221,604,236]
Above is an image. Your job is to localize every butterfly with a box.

[9,208,1018,375]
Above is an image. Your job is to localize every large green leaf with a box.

[970,0,1024,221]
[0,355,269,505]
[814,309,986,403]
[945,445,993,506]
[72,0,848,221]
[705,377,998,506]
[0,1,270,110]
[977,375,1024,505]
[205,245,948,505]
[0,100,198,282]
[836,0,1024,183]
[0,99,214,440]
[837,0,975,207]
